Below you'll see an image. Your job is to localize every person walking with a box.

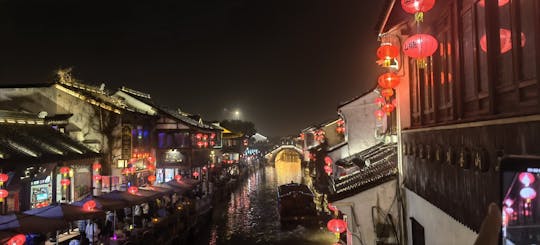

[85,220,100,245]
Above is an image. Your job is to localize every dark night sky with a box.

[0,0,385,137]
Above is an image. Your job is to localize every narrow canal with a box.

[193,158,335,245]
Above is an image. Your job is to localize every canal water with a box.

[193,159,335,245]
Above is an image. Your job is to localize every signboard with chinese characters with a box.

[121,125,132,159]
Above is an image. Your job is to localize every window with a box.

[411,218,425,245]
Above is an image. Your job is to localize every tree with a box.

[220,120,257,137]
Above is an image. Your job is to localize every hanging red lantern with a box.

[128,186,139,195]
[519,172,535,186]
[375,97,385,107]
[147,175,156,183]
[401,0,436,22]
[92,162,102,171]
[504,198,514,207]
[83,200,97,211]
[324,165,332,175]
[146,164,156,172]
[93,174,102,182]
[197,141,204,148]
[196,133,203,139]
[193,171,200,178]
[378,73,400,89]
[59,167,70,176]
[61,179,71,188]
[324,156,333,165]
[403,34,438,68]
[520,187,537,200]
[0,189,8,202]
[211,164,215,168]
[377,43,399,67]
[327,218,347,233]
[328,203,338,212]
[121,168,129,175]
[7,234,26,245]
[478,0,509,7]
[210,133,216,139]
[381,88,394,99]
[382,103,396,115]
[175,174,182,182]
[374,109,385,120]
[480,29,526,54]
[0,173,9,186]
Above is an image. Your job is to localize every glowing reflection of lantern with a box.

[520,187,537,201]
[175,174,182,182]
[61,179,71,189]
[324,165,333,175]
[7,234,26,245]
[378,73,400,89]
[401,0,436,22]
[519,172,535,186]
[128,186,139,195]
[377,43,399,67]
[478,0,509,7]
[83,200,97,211]
[403,34,438,68]
[327,218,347,233]
[147,175,156,183]
[0,173,8,186]
[324,156,333,165]
[480,29,526,54]
[0,189,8,202]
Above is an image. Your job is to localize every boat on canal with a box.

[277,182,317,226]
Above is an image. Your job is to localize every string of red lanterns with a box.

[400,0,435,22]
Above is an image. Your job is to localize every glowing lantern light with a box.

[375,97,385,107]
[324,156,333,165]
[0,189,8,202]
[401,0,436,22]
[327,218,347,233]
[504,198,514,207]
[375,109,385,120]
[519,172,535,186]
[480,29,526,54]
[129,167,136,174]
[202,166,207,171]
[7,234,26,245]
[175,174,182,182]
[381,88,394,99]
[403,34,438,68]
[121,168,129,175]
[60,167,70,176]
[92,163,102,171]
[196,133,203,139]
[520,187,537,200]
[193,171,200,178]
[211,164,215,168]
[146,164,156,171]
[210,133,216,139]
[378,73,400,89]
[478,0,509,7]
[377,43,399,67]
[93,174,102,182]
[382,103,396,115]
[328,203,338,212]
[324,165,333,175]
[0,173,9,186]
[83,200,97,211]
[61,179,71,188]
[197,141,204,148]
[128,186,139,195]
[147,175,156,183]
[147,156,154,163]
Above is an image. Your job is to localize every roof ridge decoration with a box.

[120,86,152,99]
[56,68,107,95]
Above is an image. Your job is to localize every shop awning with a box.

[73,195,129,211]
[23,203,105,222]
[0,213,67,233]
[97,190,158,206]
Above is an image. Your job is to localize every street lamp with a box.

[234,110,240,120]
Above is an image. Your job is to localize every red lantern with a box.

[193,171,200,178]
[121,168,129,175]
[403,34,438,68]
[0,173,9,186]
[147,175,156,183]
[93,174,102,182]
[175,174,182,182]
[61,179,71,188]
[377,43,399,67]
[328,203,338,212]
[478,0,509,7]
[211,164,215,168]
[382,103,396,115]
[128,186,139,195]
[197,141,204,148]
[210,133,216,139]
[92,162,102,171]
[83,200,97,211]
[146,164,156,171]
[324,156,333,165]
[504,198,514,207]
[7,234,26,245]
[401,0,436,22]
[381,88,394,99]
[60,167,70,176]
[519,172,535,186]
[324,165,332,175]
[480,29,526,54]
[378,73,400,89]
[196,133,203,139]
[0,189,8,202]
[375,109,385,120]
[375,97,385,107]
[520,187,537,200]
[327,218,347,233]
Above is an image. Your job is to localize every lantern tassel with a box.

[416,58,428,69]
[383,59,391,67]
[0,198,4,203]
[414,12,424,22]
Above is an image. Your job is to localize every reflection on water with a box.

[195,162,334,245]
